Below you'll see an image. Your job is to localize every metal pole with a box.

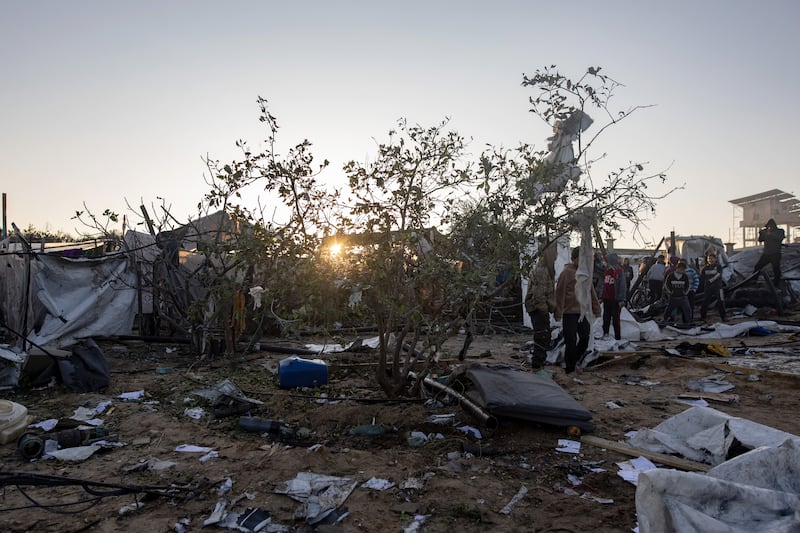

[1,193,6,239]
[409,371,498,431]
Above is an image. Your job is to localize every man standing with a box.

[524,254,555,370]
[647,255,667,303]
[555,247,601,374]
[601,253,627,340]
[753,218,785,285]
[622,257,634,295]
[700,252,726,322]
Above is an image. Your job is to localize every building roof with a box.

[729,189,800,228]
[729,189,793,206]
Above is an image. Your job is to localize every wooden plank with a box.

[580,435,711,472]
[585,353,640,370]
[677,391,739,404]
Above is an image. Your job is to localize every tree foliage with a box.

[70,66,677,397]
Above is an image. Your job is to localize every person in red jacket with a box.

[555,247,601,374]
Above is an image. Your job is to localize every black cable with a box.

[14,485,104,515]
[0,473,195,515]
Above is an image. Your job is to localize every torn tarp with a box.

[192,378,263,417]
[25,254,137,349]
[19,339,110,392]
[636,439,800,533]
[0,344,25,388]
[628,406,800,466]
[274,472,357,525]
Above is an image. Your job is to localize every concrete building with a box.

[729,189,800,247]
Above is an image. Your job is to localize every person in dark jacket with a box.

[699,252,726,321]
[753,218,785,284]
[622,257,634,295]
[663,260,692,323]
[601,253,627,340]
[664,255,680,280]
[524,254,555,369]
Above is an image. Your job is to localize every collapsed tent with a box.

[454,363,594,432]
[631,408,800,533]
[628,406,800,466]
[1,253,136,349]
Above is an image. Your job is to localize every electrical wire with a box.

[0,472,202,515]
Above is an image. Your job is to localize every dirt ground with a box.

[2,317,800,533]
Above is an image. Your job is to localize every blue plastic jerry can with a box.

[278,355,328,389]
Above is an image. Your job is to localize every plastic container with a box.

[0,400,31,445]
[278,356,328,389]
[17,432,44,460]
[239,416,287,434]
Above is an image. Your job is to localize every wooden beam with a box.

[677,391,739,404]
[580,435,711,472]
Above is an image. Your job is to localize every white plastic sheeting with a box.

[636,439,800,533]
[628,406,800,466]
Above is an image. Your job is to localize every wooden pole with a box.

[581,435,711,472]
[628,236,665,296]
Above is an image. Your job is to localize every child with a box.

[663,260,692,323]
[685,262,700,319]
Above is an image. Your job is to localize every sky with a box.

[2,1,798,250]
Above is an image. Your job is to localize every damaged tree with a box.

[336,119,482,397]
[72,98,341,355]
[477,66,680,263]
[65,67,677,394]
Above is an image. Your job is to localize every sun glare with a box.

[328,243,342,257]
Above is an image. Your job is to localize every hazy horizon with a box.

[2,1,798,249]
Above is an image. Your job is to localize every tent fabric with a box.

[26,254,137,348]
[57,339,110,392]
[628,406,800,466]
[635,439,800,533]
[0,254,28,336]
[459,363,594,431]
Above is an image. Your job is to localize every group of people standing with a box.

[525,246,628,375]
[524,245,731,374]
[523,219,786,374]
[644,253,727,323]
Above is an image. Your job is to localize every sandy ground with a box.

[1,318,800,533]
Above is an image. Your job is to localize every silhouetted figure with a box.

[753,218,785,284]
